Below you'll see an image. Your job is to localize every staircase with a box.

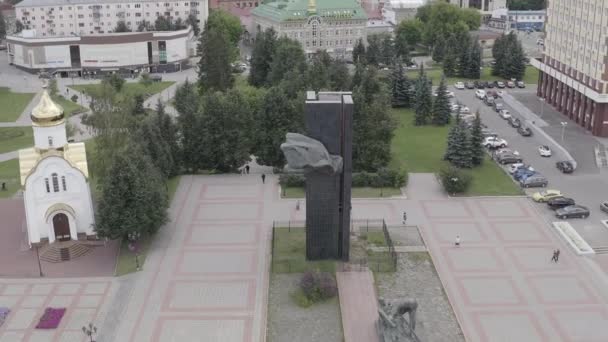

[39,240,94,263]
[592,246,608,254]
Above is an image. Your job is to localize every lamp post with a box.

[560,121,568,142]
[82,322,97,342]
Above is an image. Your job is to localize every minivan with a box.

[520,174,548,188]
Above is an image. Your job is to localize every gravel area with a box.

[266,273,343,342]
[375,252,465,342]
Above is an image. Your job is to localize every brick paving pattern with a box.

[337,270,380,342]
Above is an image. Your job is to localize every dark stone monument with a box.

[281,92,353,261]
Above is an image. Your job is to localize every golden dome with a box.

[31,90,65,127]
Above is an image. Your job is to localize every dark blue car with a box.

[514,169,536,181]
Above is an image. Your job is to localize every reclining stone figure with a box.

[280,133,343,175]
[377,297,418,341]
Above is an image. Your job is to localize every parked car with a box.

[483,136,508,148]
[484,96,495,106]
[487,81,495,88]
[508,117,521,128]
[481,129,498,138]
[486,90,498,99]
[496,81,506,88]
[514,169,536,181]
[150,74,163,82]
[434,90,455,97]
[493,103,505,112]
[600,201,608,213]
[465,81,476,89]
[499,109,511,119]
[496,90,505,98]
[516,81,525,88]
[506,81,516,88]
[454,82,465,90]
[475,90,486,99]
[538,145,552,157]
[556,161,574,173]
[532,189,562,202]
[517,126,533,136]
[474,81,484,89]
[520,174,548,188]
[555,205,590,219]
[548,197,575,210]
[497,153,523,164]
[508,163,533,174]
[481,81,490,88]
[496,148,519,155]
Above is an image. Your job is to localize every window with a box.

[48,137,53,147]
[44,178,50,193]
[61,176,67,191]
[52,173,59,192]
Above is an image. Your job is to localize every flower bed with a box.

[0,307,10,328]
[35,308,66,329]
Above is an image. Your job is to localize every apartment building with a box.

[449,0,506,15]
[14,0,209,37]
[531,0,608,137]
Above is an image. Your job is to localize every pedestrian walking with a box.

[402,211,407,225]
[551,250,557,262]
[455,235,461,247]
[245,165,250,174]
[261,174,266,184]
[555,249,560,262]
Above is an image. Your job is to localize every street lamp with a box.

[539,97,545,119]
[82,323,97,342]
[127,231,141,271]
[560,122,568,142]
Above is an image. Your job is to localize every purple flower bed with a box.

[0,307,10,328]
[35,308,66,329]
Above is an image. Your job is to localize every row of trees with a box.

[492,32,527,80]
[441,38,482,79]
[444,112,484,168]
[353,33,410,66]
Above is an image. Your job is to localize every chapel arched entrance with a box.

[52,213,71,241]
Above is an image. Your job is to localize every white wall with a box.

[24,156,95,244]
[80,41,148,67]
[9,43,71,69]
[165,36,188,62]
[33,123,68,150]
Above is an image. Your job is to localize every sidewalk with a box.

[337,270,380,342]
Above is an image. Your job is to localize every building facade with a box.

[488,9,545,31]
[449,0,506,15]
[19,89,95,246]
[251,0,367,58]
[14,0,208,37]
[381,0,426,26]
[6,28,194,73]
[532,0,608,137]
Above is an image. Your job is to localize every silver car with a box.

[520,174,548,188]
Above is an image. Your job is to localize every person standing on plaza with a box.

[455,235,461,247]
[261,174,266,184]
[555,249,560,262]
[551,249,558,262]
[402,211,407,225]
[245,165,250,174]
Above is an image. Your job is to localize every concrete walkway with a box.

[337,270,380,342]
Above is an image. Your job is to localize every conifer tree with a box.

[442,49,457,77]
[390,63,409,108]
[353,38,367,65]
[413,67,432,126]
[467,40,482,79]
[470,111,484,166]
[432,77,451,126]
[444,111,460,162]
[451,120,473,168]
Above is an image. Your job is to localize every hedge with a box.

[279,168,408,188]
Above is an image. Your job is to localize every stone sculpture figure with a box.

[377,297,419,342]
[280,133,343,175]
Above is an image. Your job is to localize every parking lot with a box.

[450,84,608,248]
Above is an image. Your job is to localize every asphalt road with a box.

[450,85,608,247]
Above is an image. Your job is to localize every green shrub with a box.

[279,173,305,187]
[291,289,313,308]
[439,165,472,194]
[280,168,408,189]
[71,94,78,103]
[295,270,337,306]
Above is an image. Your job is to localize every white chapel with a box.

[18,88,95,246]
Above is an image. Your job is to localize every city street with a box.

[450,85,608,248]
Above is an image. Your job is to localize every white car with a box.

[451,104,470,114]
[475,90,486,99]
[496,148,520,156]
[496,90,505,98]
[483,137,508,148]
[539,145,552,157]
[455,82,465,90]
[508,163,534,174]
[499,109,511,119]
[434,90,455,98]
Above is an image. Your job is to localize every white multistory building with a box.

[448,0,506,15]
[14,0,208,37]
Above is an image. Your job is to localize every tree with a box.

[135,116,174,178]
[432,36,446,62]
[366,35,383,66]
[132,95,145,116]
[15,20,23,33]
[446,118,473,168]
[267,37,307,86]
[174,81,202,172]
[390,63,410,108]
[417,2,480,46]
[154,16,173,31]
[95,142,168,240]
[114,21,131,32]
[396,19,423,47]
[439,165,472,194]
[380,34,395,66]
[48,79,59,97]
[352,66,395,171]
[492,32,526,80]
[253,87,304,167]
[460,8,482,30]
[432,77,451,126]
[139,72,153,87]
[444,111,460,162]
[137,20,153,32]
[0,11,6,38]
[456,40,471,78]
[186,14,201,36]
[153,100,180,176]
[197,29,234,92]
[352,38,366,64]
[104,74,125,92]
[467,40,482,79]
[470,111,484,166]
[442,49,457,77]
[394,33,411,64]
[249,28,277,87]
[199,90,252,172]
[307,50,331,91]
[328,60,351,91]
[205,10,243,47]
[413,67,432,126]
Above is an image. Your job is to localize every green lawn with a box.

[403,65,539,86]
[0,159,20,198]
[0,127,34,154]
[52,95,87,116]
[70,81,174,100]
[0,87,35,122]
[272,227,336,273]
[390,108,521,196]
[281,186,402,198]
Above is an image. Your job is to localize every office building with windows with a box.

[531,0,608,137]
[449,0,506,15]
[14,0,208,37]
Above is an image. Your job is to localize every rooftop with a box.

[252,0,367,21]
[19,143,90,186]
[15,0,203,7]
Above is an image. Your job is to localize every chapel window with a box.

[61,176,67,191]
[48,136,53,147]
[44,178,50,193]
[52,173,59,192]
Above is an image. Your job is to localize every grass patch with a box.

[167,176,181,203]
[272,227,336,274]
[52,95,87,116]
[0,127,33,154]
[0,159,20,198]
[0,87,35,122]
[390,108,520,196]
[70,81,174,101]
[115,236,152,276]
[364,231,387,247]
[281,186,402,198]
[409,251,432,263]
[403,65,539,85]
